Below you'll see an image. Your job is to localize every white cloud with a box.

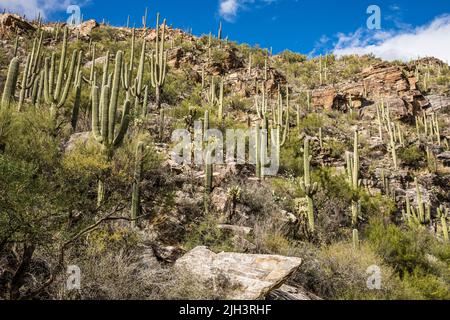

[218,0,276,22]
[0,0,87,20]
[333,15,450,63]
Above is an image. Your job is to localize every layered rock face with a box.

[0,14,36,37]
[312,63,430,119]
[175,246,302,300]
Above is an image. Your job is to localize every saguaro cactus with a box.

[299,138,319,233]
[91,51,131,204]
[121,28,148,115]
[218,79,224,123]
[150,13,168,109]
[438,206,449,243]
[346,131,361,226]
[17,31,43,111]
[131,141,145,228]
[43,28,78,125]
[255,123,261,179]
[1,57,20,109]
[352,229,360,250]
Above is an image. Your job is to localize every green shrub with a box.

[398,145,425,168]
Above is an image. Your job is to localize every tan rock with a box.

[175,246,302,300]
[311,62,430,116]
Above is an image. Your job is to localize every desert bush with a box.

[398,145,425,168]
[291,242,408,300]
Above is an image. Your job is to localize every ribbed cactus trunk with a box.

[43,28,78,131]
[204,110,213,212]
[347,131,360,226]
[91,51,131,206]
[218,79,224,123]
[255,123,261,179]
[131,142,144,228]
[1,57,20,110]
[150,13,167,110]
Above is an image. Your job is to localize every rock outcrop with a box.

[174,246,302,300]
[70,19,98,38]
[0,14,35,37]
[312,63,430,118]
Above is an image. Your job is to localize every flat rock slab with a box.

[175,246,302,300]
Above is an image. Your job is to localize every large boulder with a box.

[174,246,302,300]
[70,19,98,38]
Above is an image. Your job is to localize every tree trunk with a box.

[8,244,35,300]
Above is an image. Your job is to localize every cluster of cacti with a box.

[43,28,82,128]
[416,112,441,145]
[402,178,431,227]
[18,31,43,111]
[150,13,168,109]
[131,141,145,227]
[346,131,361,226]
[91,50,131,204]
[121,28,149,116]
[377,101,399,169]
[380,169,394,198]
[299,138,319,232]
[255,83,268,119]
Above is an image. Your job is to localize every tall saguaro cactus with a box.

[91,51,131,205]
[18,31,43,111]
[346,131,361,226]
[43,27,78,126]
[1,57,20,109]
[150,13,168,109]
[299,138,319,233]
[121,28,148,115]
[131,141,145,228]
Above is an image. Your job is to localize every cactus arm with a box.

[54,27,68,102]
[71,71,82,130]
[101,52,110,87]
[100,85,110,143]
[142,85,148,117]
[49,53,55,97]
[91,85,102,142]
[108,51,123,144]
[136,39,146,96]
[56,50,77,108]
[113,100,131,147]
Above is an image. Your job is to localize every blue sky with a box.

[2,0,450,61]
